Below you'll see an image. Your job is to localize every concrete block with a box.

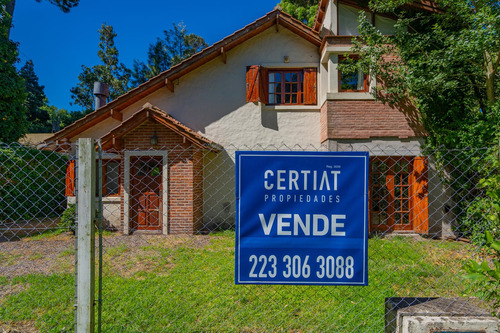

[385,297,499,333]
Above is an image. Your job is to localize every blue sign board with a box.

[235,151,369,285]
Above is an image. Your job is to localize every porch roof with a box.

[100,103,221,152]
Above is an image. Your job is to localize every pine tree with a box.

[131,22,207,86]
[20,60,51,132]
[0,0,28,142]
[70,23,131,113]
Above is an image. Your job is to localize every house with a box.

[45,0,454,238]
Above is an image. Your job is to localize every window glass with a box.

[105,161,120,195]
[268,70,303,105]
[339,56,368,92]
[370,157,413,229]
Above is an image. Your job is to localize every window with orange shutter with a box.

[246,67,317,105]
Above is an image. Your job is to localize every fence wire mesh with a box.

[0,141,498,332]
[0,143,76,333]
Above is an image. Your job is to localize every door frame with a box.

[123,151,168,235]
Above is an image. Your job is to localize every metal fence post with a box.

[76,138,96,333]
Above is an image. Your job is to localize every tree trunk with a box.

[485,50,499,107]
[4,0,15,39]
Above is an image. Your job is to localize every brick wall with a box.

[118,120,204,234]
[321,99,426,140]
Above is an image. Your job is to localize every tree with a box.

[70,23,131,113]
[41,104,84,132]
[19,60,51,132]
[3,0,79,38]
[347,0,500,240]
[131,22,208,86]
[165,22,207,66]
[350,0,499,148]
[0,0,28,143]
[130,38,170,86]
[279,0,318,27]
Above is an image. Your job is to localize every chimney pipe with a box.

[93,82,110,110]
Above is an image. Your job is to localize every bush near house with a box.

[0,144,67,221]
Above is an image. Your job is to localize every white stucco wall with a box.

[338,4,372,36]
[73,117,122,142]
[320,2,396,37]
[375,15,397,35]
[322,0,336,34]
[119,27,321,149]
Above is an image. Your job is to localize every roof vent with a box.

[93,82,110,110]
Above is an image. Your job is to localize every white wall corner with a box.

[328,54,339,94]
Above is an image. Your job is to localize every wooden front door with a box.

[130,156,163,231]
[370,157,428,234]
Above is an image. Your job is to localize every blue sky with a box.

[10,0,280,112]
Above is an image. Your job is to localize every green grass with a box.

[0,232,477,332]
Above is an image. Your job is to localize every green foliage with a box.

[41,104,84,132]
[59,203,75,233]
[464,231,500,316]
[0,0,28,143]
[279,0,318,27]
[350,0,500,240]
[131,22,208,86]
[0,144,67,220]
[70,23,131,113]
[19,60,51,133]
[465,158,500,243]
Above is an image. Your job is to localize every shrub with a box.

[59,204,76,234]
[464,231,500,317]
[0,144,67,221]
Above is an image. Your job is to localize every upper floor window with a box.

[338,55,369,92]
[246,66,317,105]
[268,70,303,105]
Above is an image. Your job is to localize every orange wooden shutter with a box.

[411,157,428,234]
[303,68,317,105]
[246,65,261,102]
[65,160,75,196]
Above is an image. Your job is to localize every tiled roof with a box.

[100,103,221,151]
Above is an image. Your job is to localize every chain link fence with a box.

[0,141,498,332]
[0,143,76,332]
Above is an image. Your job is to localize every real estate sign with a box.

[235,151,369,285]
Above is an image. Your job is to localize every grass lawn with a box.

[0,231,478,332]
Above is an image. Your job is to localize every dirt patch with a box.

[0,233,75,278]
[100,234,212,278]
[0,232,214,278]
[0,321,39,333]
